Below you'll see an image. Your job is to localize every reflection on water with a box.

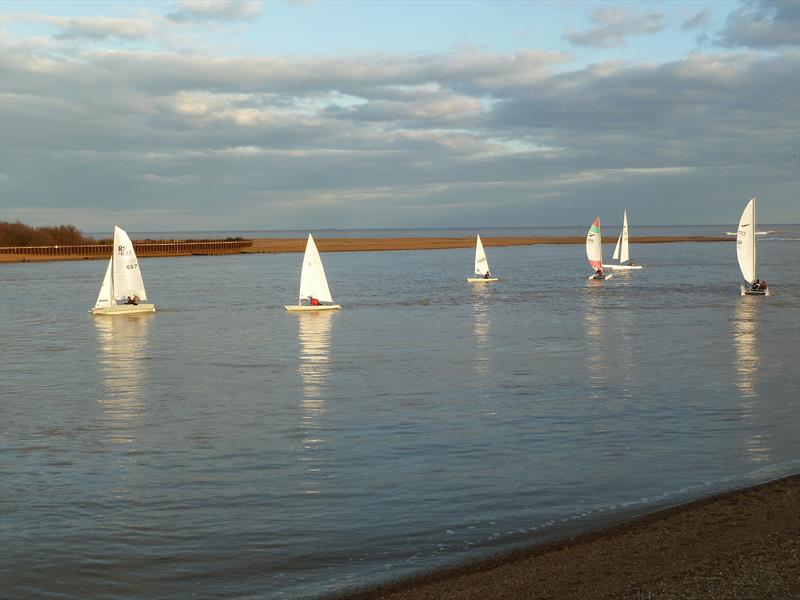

[296,312,333,495]
[94,315,152,446]
[471,284,491,378]
[733,299,769,463]
[584,291,606,399]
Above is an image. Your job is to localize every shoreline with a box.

[0,235,732,263]
[330,474,800,599]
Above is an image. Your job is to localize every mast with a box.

[752,196,757,280]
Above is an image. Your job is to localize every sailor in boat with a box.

[594,267,605,279]
[752,279,767,291]
[309,296,320,306]
[125,295,140,305]
[483,271,492,279]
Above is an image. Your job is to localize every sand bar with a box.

[332,475,799,600]
[0,236,733,263]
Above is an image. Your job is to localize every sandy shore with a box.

[243,235,731,255]
[0,236,733,263]
[331,475,799,600]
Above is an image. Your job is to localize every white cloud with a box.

[167,0,262,23]
[567,7,665,48]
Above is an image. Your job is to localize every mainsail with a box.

[586,217,603,270]
[112,226,147,301]
[298,234,333,303]
[474,234,491,277]
[736,198,756,284]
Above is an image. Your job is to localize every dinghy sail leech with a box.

[586,218,612,281]
[467,235,498,282]
[737,197,769,296]
[91,226,156,315]
[606,209,642,270]
[286,234,342,311]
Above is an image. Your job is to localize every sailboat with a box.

[586,217,612,281]
[737,197,770,296]
[605,209,642,270]
[285,234,341,311]
[466,234,498,282]
[91,226,155,315]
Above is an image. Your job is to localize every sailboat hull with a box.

[466,277,498,282]
[740,286,769,297]
[91,303,156,315]
[285,304,341,312]
[603,264,643,270]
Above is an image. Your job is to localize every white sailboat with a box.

[466,235,498,282]
[285,234,341,311]
[586,217,612,281]
[91,226,155,315]
[605,209,642,270]
[737,197,770,296]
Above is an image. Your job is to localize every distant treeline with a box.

[0,221,94,247]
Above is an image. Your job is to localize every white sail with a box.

[474,234,491,277]
[736,198,756,284]
[298,234,333,304]
[612,210,630,263]
[94,258,114,309]
[112,226,147,301]
[586,217,603,270]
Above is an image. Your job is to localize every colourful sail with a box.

[586,217,603,270]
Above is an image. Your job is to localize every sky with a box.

[0,0,798,231]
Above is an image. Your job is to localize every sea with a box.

[1,226,799,599]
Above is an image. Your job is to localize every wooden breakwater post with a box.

[0,239,254,262]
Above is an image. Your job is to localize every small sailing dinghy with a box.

[285,234,341,311]
[91,226,155,315]
[586,217,612,281]
[737,197,770,296]
[605,209,642,270]
[466,235,498,282]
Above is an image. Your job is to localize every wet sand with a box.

[332,475,800,600]
[0,236,733,263]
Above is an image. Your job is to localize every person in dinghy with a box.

[309,296,320,306]
[592,267,607,280]
[483,271,492,279]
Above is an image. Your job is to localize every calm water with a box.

[1,237,799,599]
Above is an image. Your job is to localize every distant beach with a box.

[0,235,733,263]
[333,475,800,600]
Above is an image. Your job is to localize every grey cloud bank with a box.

[0,1,798,231]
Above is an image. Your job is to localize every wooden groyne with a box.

[0,240,253,262]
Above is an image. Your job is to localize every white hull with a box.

[92,303,156,315]
[285,304,341,312]
[467,277,498,283]
[740,285,769,297]
[603,263,643,270]
[588,273,613,281]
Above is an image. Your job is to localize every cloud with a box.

[716,0,800,48]
[167,0,262,23]
[15,15,155,40]
[682,10,712,31]
[0,37,798,228]
[566,7,665,48]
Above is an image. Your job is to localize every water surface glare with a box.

[1,239,799,598]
